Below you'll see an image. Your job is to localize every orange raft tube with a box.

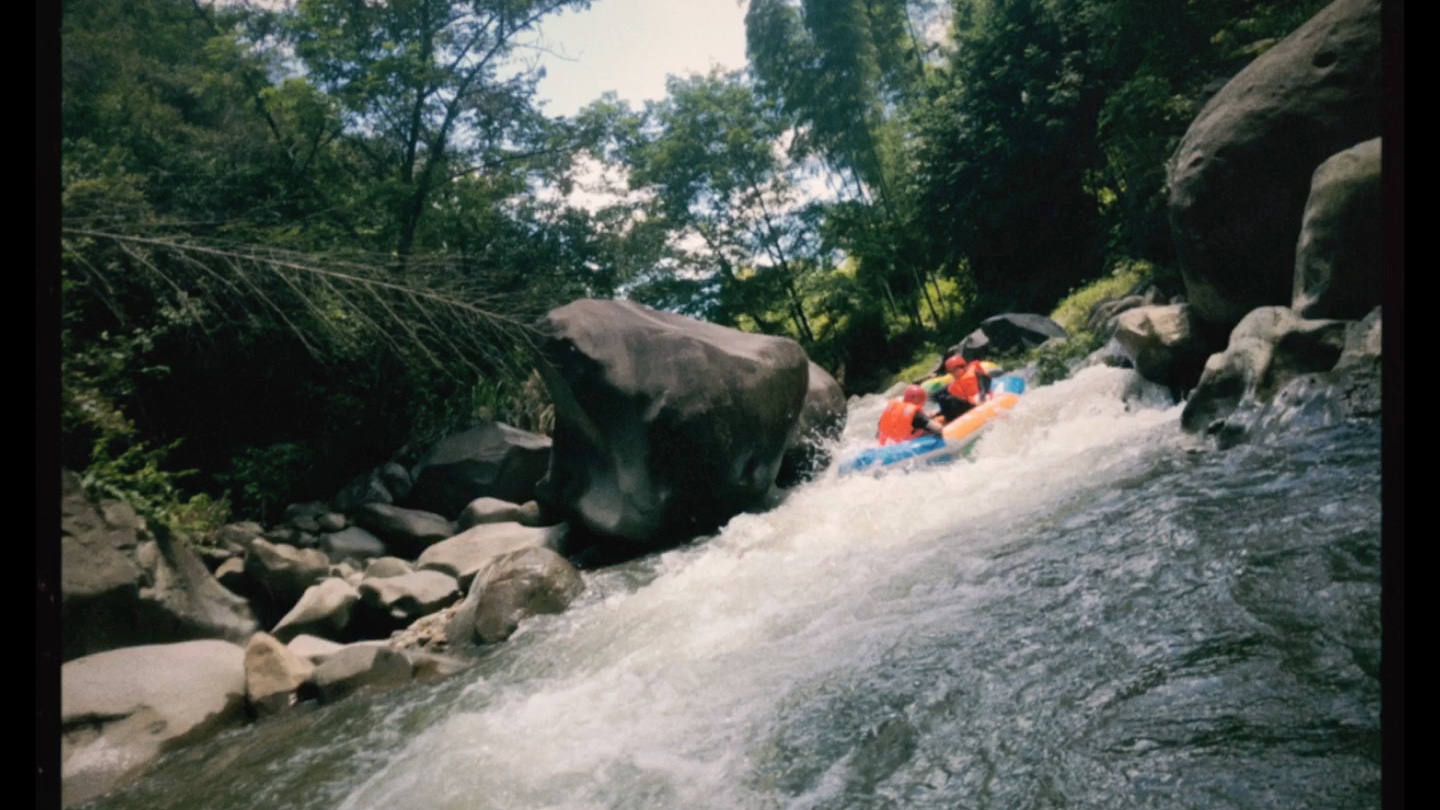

[940,391,1021,447]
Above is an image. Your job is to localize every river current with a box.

[83,366,1384,810]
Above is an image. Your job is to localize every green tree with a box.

[915,0,1111,314]
[282,0,592,268]
[745,0,952,333]
[620,70,821,341]
[59,0,585,520]
[914,0,1333,315]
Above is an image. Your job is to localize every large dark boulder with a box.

[1293,137,1383,320]
[60,472,258,662]
[1167,0,1382,329]
[534,299,810,547]
[776,361,847,488]
[405,422,552,520]
[944,314,1068,366]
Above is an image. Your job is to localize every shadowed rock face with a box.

[406,422,553,520]
[60,472,257,662]
[1167,0,1382,330]
[1180,306,1350,438]
[943,313,1068,369]
[1293,138,1383,321]
[776,361,847,488]
[1181,305,1379,446]
[534,299,810,548]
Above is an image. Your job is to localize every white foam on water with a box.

[335,367,1188,810]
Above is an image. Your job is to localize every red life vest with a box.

[947,360,988,405]
[877,399,926,445]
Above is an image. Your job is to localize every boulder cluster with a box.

[59,299,848,808]
[1079,0,1385,442]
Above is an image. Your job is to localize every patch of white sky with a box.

[522,0,864,267]
[522,0,953,218]
[523,0,761,218]
[525,0,750,120]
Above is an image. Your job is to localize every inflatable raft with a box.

[838,375,1026,476]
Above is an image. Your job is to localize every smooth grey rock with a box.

[416,522,566,590]
[319,526,388,565]
[1293,137,1383,320]
[446,547,585,645]
[271,578,361,643]
[309,644,413,704]
[61,640,246,807]
[244,632,315,716]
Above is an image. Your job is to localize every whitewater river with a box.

[84,366,1384,810]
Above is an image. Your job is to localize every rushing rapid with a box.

[84,366,1383,810]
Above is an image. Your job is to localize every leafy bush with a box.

[219,442,316,526]
[1049,260,1155,336]
[62,272,232,540]
[885,348,948,390]
[79,434,232,539]
[1031,332,1109,387]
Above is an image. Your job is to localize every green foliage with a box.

[1029,331,1107,387]
[467,371,556,437]
[1049,259,1154,335]
[913,0,1332,315]
[979,258,1155,388]
[886,348,948,390]
[283,0,593,263]
[59,0,611,528]
[746,0,954,350]
[219,443,315,526]
[1004,258,1160,387]
[61,258,232,538]
[619,69,823,340]
[917,0,1110,313]
[81,436,234,539]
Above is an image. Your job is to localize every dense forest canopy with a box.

[55,0,1329,531]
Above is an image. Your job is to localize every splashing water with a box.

[84,367,1382,810]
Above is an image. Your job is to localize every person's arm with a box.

[912,408,944,435]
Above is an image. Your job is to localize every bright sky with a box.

[527,0,751,118]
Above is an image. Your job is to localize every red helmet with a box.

[903,384,927,405]
[944,354,967,373]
